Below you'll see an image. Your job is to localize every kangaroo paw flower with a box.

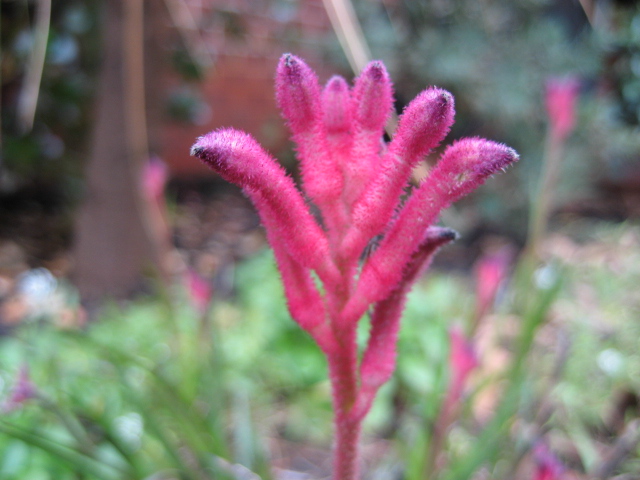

[191,54,517,480]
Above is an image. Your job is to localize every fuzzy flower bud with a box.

[275,54,343,224]
[191,128,338,284]
[358,227,458,405]
[388,87,455,162]
[352,61,393,133]
[341,87,455,261]
[339,61,394,206]
[323,76,352,136]
[276,53,322,134]
[351,138,518,310]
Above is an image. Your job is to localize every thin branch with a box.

[163,0,215,69]
[17,0,51,133]
[322,0,371,74]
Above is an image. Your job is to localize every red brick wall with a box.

[161,0,341,178]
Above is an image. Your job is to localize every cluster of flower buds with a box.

[191,53,517,480]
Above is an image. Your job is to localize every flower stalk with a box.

[191,54,518,479]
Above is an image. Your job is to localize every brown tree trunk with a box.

[73,0,168,304]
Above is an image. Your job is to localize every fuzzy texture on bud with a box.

[341,87,455,261]
[344,138,518,320]
[191,128,339,286]
[275,54,343,212]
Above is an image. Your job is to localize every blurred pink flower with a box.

[533,441,565,480]
[447,326,479,404]
[474,249,510,321]
[141,156,168,204]
[2,365,37,413]
[185,269,212,315]
[545,77,580,142]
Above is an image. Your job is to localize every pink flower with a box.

[141,156,168,205]
[191,54,518,480]
[447,326,479,405]
[474,249,511,322]
[185,269,212,315]
[533,441,565,480]
[545,77,580,142]
[2,365,38,413]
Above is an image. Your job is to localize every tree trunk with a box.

[73,0,166,304]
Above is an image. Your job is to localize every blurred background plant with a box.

[1,0,640,479]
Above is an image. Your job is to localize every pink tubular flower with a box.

[185,269,213,315]
[474,249,511,323]
[533,441,565,480]
[142,156,168,205]
[447,326,479,405]
[2,365,38,413]
[545,77,580,142]
[191,54,518,480]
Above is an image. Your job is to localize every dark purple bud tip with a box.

[475,144,519,177]
[365,61,385,81]
[190,128,256,180]
[422,226,459,248]
[443,138,519,183]
[190,138,227,173]
[280,53,303,83]
[276,53,320,129]
[432,227,459,243]
[435,91,453,119]
[190,144,205,158]
[283,52,294,66]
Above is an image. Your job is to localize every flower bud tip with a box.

[190,144,204,158]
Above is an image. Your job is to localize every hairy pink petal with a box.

[351,138,518,309]
[341,88,455,261]
[342,61,393,206]
[191,128,338,285]
[276,54,345,235]
[353,61,393,132]
[355,228,457,418]
[271,246,335,352]
[320,76,353,242]
[276,53,322,134]
[323,75,353,137]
